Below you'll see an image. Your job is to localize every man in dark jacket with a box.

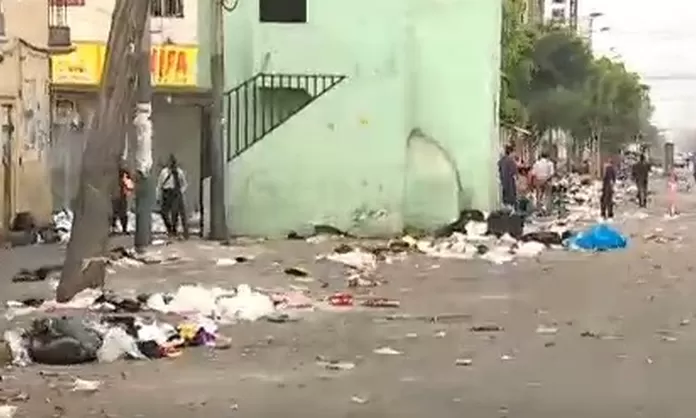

[601,157,617,219]
[498,145,517,209]
[631,154,651,208]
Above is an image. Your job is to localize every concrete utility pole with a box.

[57,0,149,302]
[134,14,153,251]
[208,0,228,240]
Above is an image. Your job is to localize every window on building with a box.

[151,0,184,18]
[259,0,307,23]
[552,0,565,3]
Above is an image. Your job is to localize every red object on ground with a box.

[329,292,353,306]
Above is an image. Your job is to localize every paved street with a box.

[3,184,696,417]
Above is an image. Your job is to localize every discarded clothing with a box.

[568,224,627,251]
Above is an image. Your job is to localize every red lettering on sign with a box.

[150,48,189,82]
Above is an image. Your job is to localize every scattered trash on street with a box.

[373,347,402,355]
[72,378,101,392]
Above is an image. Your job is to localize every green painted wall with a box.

[222,0,502,237]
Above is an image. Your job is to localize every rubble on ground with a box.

[3,209,201,248]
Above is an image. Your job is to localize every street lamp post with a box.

[587,12,603,50]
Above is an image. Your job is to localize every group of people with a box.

[498,145,557,218]
[499,145,675,221]
[111,154,189,239]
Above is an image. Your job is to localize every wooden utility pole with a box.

[57,0,150,302]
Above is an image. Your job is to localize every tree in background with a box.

[499,3,658,165]
[499,0,538,127]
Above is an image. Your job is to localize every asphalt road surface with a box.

[2,182,696,418]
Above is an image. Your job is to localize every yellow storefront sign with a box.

[51,43,103,85]
[52,43,198,87]
[150,45,198,86]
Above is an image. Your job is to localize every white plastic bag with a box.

[97,327,145,363]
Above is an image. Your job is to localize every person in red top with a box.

[111,166,134,234]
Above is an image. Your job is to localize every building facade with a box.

[525,0,545,24]
[0,0,56,230]
[543,0,579,28]
[50,0,207,213]
[203,0,503,237]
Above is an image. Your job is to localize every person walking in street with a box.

[631,153,651,208]
[498,145,518,210]
[156,154,189,239]
[667,168,678,217]
[111,166,134,234]
[600,157,617,220]
[531,151,555,215]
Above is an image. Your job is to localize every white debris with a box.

[455,358,473,366]
[464,221,488,239]
[147,284,274,323]
[0,405,17,418]
[6,288,103,319]
[373,346,402,355]
[3,329,31,367]
[97,327,146,363]
[515,241,545,258]
[480,246,515,265]
[322,249,377,271]
[216,284,275,323]
[72,378,101,392]
[535,325,559,335]
[215,258,238,267]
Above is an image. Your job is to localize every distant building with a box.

[543,0,578,28]
[525,0,545,24]
[0,0,65,229]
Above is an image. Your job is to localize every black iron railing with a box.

[224,73,346,160]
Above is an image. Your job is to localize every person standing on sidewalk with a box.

[600,157,617,220]
[531,151,555,215]
[498,145,518,209]
[111,166,134,234]
[631,153,651,208]
[667,168,678,216]
[156,154,189,239]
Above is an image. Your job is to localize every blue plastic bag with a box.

[568,223,628,251]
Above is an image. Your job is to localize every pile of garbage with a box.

[2,283,289,366]
[3,209,201,248]
[3,314,226,367]
[5,283,282,322]
[52,209,172,243]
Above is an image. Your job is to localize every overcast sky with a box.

[579,0,696,143]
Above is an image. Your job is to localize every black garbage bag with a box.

[521,231,563,246]
[10,212,36,232]
[486,211,524,239]
[521,230,574,246]
[28,317,102,365]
